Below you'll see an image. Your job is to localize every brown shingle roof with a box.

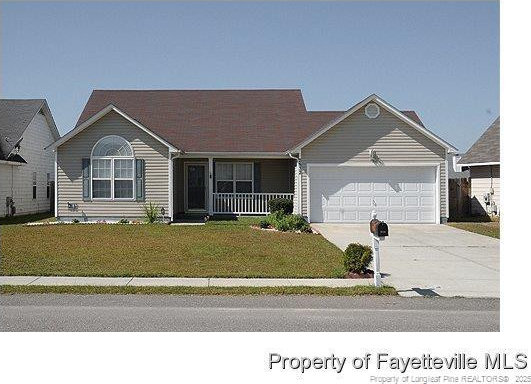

[75,90,424,153]
[458,117,500,165]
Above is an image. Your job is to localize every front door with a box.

[186,164,207,211]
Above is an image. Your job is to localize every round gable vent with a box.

[364,103,380,119]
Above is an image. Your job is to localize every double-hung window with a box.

[215,163,253,193]
[91,135,134,200]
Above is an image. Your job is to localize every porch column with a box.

[208,157,214,215]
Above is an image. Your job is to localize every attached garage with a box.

[308,165,439,223]
[289,95,457,224]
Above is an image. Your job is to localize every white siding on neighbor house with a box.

[0,111,56,216]
[470,165,500,215]
[56,111,170,219]
[299,106,448,221]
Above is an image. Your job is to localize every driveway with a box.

[312,224,500,298]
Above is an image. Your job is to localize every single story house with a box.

[1,99,60,217]
[49,90,457,223]
[458,117,500,216]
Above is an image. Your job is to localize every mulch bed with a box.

[345,269,374,279]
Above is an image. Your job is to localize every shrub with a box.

[343,243,373,274]
[268,198,293,215]
[283,214,311,233]
[143,202,160,223]
[276,220,290,232]
[118,218,129,224]
[261,212,311,233]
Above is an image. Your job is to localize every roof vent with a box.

[365,103,380,119]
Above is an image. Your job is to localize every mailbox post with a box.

[369,210,388,287]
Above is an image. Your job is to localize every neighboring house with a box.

[458,117,500,216]
[0,99,60,216]
[49,90,457,224]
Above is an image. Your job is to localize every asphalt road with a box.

[0,294,499,332]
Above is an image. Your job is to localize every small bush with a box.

[143,202,160,223]
[261,212,310,233]
[343,243,373,274]
[282,214,311,232]
[268,198,293,215]
[118,218,129,224]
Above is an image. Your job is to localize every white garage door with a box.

[309,166,437,223]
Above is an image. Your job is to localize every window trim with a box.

[91,136,135,201]
[215,162,254,194]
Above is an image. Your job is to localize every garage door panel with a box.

[404,183,420,192]
[420,196,434,207]
[325,210,341,221]
[327,196,341,207]
[342,196,357,206]
[358,196,372,207]
[373,182,387,192]
[389,196,403,207]
[405,210,420,222]
[343,211,358,221]
[404,196,419,206]
[310,166,437,223]
[357,210,373,222]
[373,195,388,206]
[388,210,405,221]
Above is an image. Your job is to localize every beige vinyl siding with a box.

[299,106,448,220]
[172,158,294,214]
[57,111,169,219]
[470,165,500,215]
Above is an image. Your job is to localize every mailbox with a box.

[370,219,389,238]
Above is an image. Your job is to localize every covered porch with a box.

[172,157,295,219]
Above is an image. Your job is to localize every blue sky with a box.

[1,1,499,152]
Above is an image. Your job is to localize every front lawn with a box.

[0,212,54,226]
[0,218,344,278]
[447,221,500,239]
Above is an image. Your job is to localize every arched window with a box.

[91,135,134,199]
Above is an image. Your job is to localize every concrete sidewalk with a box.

[0,276,372,288]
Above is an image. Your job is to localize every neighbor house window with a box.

[91,135,134,199]
[32,172,37,199]
[46,173,51,199]
[215,163,253,193]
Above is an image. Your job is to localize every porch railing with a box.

[212,193,294,215]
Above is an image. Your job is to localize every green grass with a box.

[0,212,54,226]
[0,217,344,278]
[448,221,500,239]
[0,284,396,296]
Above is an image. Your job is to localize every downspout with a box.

[287,152,302,215]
